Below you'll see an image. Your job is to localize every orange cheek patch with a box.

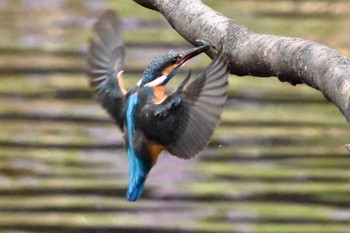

[148,144,165,166]
[162,64,177,75]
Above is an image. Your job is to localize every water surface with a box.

[0,1,350,232]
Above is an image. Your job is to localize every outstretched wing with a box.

[86,10,126,130]
[140,54,230,159]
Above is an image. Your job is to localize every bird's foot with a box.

[196,39,212,47]
[195,39,217,51]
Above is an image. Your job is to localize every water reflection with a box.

[22,0,66,11]
[0,0,350,233]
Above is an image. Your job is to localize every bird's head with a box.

[138,44,210,87]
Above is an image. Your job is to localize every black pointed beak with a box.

[177,44,210,66]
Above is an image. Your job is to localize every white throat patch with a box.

[138,74,168,87]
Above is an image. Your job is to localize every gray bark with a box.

[133,0,350,123]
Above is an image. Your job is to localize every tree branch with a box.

[133,0,350,123]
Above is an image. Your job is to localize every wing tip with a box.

[166,53,229,159]
[84,9,126,129]
[94,9,120,31]
[86,8,125,93]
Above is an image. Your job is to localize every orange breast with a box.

[153,86,167,104]
[148,144,165,166]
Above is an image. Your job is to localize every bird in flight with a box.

[86,10,229,201]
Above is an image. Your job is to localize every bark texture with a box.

[134,0,350,123]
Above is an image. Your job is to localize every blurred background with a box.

[0,0,350,232]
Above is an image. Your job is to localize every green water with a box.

[0,1,350,232]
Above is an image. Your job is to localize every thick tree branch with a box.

[133,0,350,123]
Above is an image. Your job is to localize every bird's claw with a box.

[196,39,211,47]
[195,39,217,52]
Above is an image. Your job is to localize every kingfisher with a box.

[86,10,230,202]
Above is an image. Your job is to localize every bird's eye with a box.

[172,57,178,64]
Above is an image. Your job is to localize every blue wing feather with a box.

[125,93,152,201]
